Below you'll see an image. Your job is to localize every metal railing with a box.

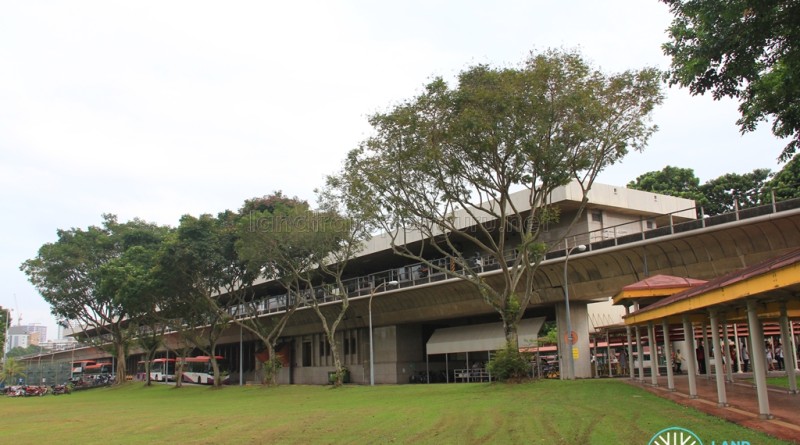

[228,197,800,320]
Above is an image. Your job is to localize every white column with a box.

[625,326,635,379]
[606,330,613,378]
[701,322,711,379]
[722,318,733,383]
[682,316,698,398]
[708,310,728,407]
[662,319,675,391]
[635,326,644,382]
[648,322,659,386]
[733,324,743,374]
[746,299,771,419]
[779,303,798,394]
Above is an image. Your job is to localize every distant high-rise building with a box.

[6,324,48,350]
[23,324,47,343]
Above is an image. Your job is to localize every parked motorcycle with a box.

[50,384,71,395]
[24,385,48,396]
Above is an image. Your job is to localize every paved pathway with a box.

[624,372,800,444]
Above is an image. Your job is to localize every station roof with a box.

[623,247,800,325]
[612,274,708,307]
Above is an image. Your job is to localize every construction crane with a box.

[14,293,21,326]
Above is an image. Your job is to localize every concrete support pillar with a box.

[733,324,743,374]
[701,322,711,379]
[555,301,591,379]
[722,318,733,383]
[625,326,634,379]
[682,316,698,398]
[746,299,771,419]
[662,319,675,391]
[648,322,659,386]
[779,303,798,394]
[708,310,728,407]
[635,326,644,382]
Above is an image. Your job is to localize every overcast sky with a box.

[0,1,787,339]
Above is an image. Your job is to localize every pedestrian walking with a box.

[696,344,706,374]
[674,349,684,374]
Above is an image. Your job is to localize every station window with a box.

[319,339,330,358]
[302,341,312,367]
[591,210,603,223]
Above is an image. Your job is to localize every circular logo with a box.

[648,427,703,445]
[564,331,578,345]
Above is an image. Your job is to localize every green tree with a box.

[487,342,532,382]
[20,215,170,384]
[158,212,256,387]
[765,153,800,201]
[0,307,8,356]
[661,0,800,161]
[6,345,41,359]
[627,165,705,204]
[330,49,662,348]
[234,192,309,386]
[0,357,26,384]
[237,192,365,387]
[699,168,771,215]
[626,166,776,215]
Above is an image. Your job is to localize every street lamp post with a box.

[2,308,11,364]
[369,280,399,386]
[564,244,586,380]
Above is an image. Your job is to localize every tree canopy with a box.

[237,191,367,386]
[20,215,171,383]
[766,153,800,201]
[330,49,663,347]
[661,0,800,161]
[626,165,706,203]
[626,161,797,215]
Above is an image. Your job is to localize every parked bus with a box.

[133,358,176,382]
[179,356,227,385]
[150,358,176,382]
[71,360,96,381]
[84,362,113,376]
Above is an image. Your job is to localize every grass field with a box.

[0,379,792,445]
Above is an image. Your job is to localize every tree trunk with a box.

[262,343,278,386]
[329,333,345,387]
[175,361,184,388]
[145,362,152,386]
[115,342,127,384]
[211,356,221,388]
[503,317,519,349]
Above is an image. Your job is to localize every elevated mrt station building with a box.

[32,182,800,385]
[209,181,701,384]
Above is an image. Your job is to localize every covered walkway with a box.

[613,247,800,441]
[629,373,800,444]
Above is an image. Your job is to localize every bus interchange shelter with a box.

[425,317,545,383]
[620,247,800,419]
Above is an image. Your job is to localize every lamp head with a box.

[577,244,586,252]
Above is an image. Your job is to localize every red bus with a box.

[71,360,96,380]
[84,362,113,378]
